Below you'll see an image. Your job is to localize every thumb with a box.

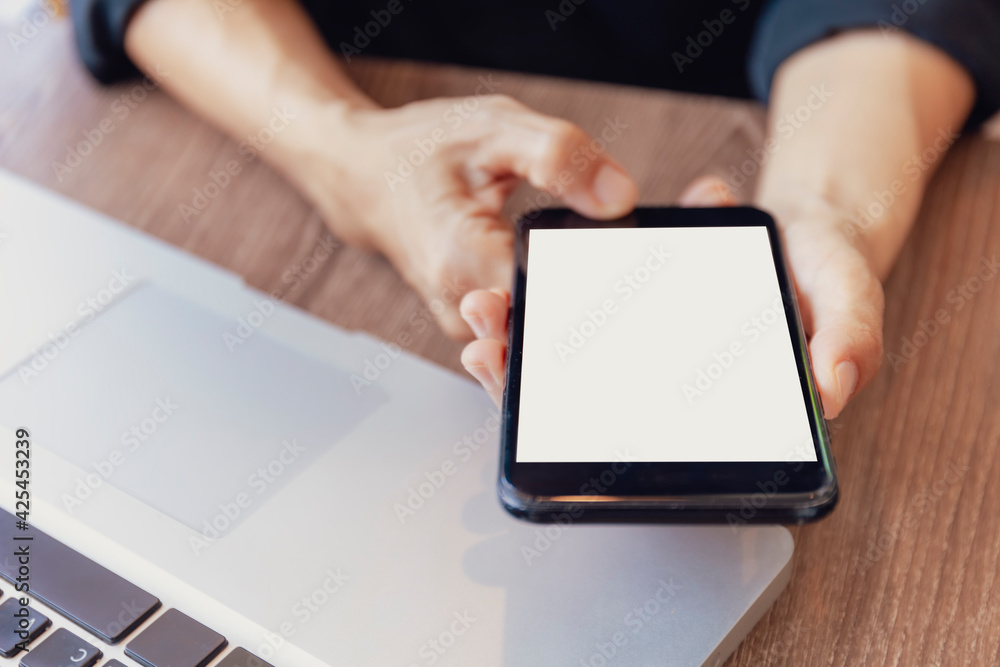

[797,244,885,419]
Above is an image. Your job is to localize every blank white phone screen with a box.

[516,226,818,463]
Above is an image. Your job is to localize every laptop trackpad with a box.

[0,283,386,532]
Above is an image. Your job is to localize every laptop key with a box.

[0,511,160,644]
[125,608,227,667]
[0,598,51,658]
[103,662,129,667]
[18,628,101,667]
[216,647,276,667]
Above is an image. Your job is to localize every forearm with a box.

[124,0,376,188]
[757,30,975,279]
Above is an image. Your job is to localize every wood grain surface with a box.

[3,18,999,667]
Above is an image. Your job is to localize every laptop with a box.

[0,170,794,666]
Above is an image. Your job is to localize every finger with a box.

[794,242,885,419]
[459,289,510,342]
[461,339,506,406]
[677,175,738,206]
[416,203,513,340]
[472,104,638,219]
[469,174,520,211]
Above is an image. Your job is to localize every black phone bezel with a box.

[499,207,837,520]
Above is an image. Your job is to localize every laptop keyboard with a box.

[0,600,49,657]
[0,511,159,644]
[0,510,275,667]
[18,628,102,667]
[123,609,227,667]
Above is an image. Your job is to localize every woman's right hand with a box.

[288,94,638,339]
[126,1,638,340]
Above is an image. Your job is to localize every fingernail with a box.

[487,288,509,304]
[835,361,858,407]
[593,164,635,210]
[462,311,488,339]
[466,363,498,392]
[489,362,504,390]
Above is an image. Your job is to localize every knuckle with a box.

[546,120,586,154]
[857,269,886,329]
[476,95,523,125]
[427,245,463,293]
[425,234,473,298]
[439,311,472,340]
[856,321,884,374]
[866,273,886,310]
[484,93,520,110]
[535,121,585,178]
[860,323,884,358]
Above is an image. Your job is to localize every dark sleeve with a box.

[747,0,1000,128]
[70,0,149,84]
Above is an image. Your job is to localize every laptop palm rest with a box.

[0,281,793,667]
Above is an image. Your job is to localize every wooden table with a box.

[3,18,1000,667]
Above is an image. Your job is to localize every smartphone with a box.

[499,206,837,524]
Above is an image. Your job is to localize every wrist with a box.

[277,95,374,168]
[275,98,378,199]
